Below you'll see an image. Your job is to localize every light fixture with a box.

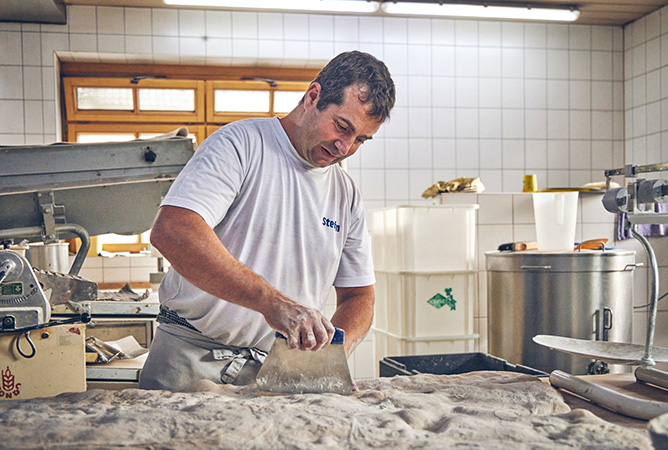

[163,0,380,14]
[381,1,580,22]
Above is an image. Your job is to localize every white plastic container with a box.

[369,205,478,272]
[375,271,476,337]
[532,192,579,251]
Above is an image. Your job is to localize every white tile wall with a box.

[0,5,625,187]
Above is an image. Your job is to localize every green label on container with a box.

[427,288,456,311]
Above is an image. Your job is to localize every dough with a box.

[0,372,651,449]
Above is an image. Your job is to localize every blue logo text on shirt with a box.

[322,217,340,232]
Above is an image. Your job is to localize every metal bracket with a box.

[35,191,66,243]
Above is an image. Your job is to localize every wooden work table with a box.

[546,372,668,431]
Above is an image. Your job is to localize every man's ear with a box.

[303,82,321,109]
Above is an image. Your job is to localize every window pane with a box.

[138,89,195,111]
[215,90,269,113]
[77,134,136,143]
[76,87,133,110]
[274,91,304,113]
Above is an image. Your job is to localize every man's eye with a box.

[336,122,349,132]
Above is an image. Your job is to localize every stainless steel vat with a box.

[486,250,636,375]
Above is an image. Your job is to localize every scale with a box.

[532,162,668,420]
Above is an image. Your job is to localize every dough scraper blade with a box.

[533,334,668,365]
[256,327,353,395]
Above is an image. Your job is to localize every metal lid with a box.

[485,249,636,272]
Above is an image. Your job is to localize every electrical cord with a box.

[16,331,36,359]
[634,291,668,309]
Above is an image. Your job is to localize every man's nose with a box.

[334,136,355,155]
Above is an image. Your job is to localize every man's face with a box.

[295,84,383,168]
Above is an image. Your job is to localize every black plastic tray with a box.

[379,353,548,377]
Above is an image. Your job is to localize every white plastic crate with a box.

[375,271,476,338]
[369,205,478,273]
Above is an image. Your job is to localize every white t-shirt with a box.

[158,117,375,351]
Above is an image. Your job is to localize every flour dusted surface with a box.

[0,371,651,449]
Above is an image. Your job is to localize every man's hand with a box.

[264,300,335,351]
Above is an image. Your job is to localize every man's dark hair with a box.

[311,50,395,122]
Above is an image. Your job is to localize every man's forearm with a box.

[151,206,288,314]
[330,285,375,356]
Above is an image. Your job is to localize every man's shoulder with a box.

[214,117,278,139]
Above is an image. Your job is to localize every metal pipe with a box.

[636,366,668,390]
[630,224,659,366]
[550,370,668,420]
[55,224,90,276]
[0,223,90,276]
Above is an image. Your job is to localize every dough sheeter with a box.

[0,131,193,390]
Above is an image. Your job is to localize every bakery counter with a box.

[0,371,652,448]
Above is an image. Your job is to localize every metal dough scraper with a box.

[256,327,353,395]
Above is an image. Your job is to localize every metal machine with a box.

[534,162,668,419]
[0,132,194,360]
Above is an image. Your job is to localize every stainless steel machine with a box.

[533,162,668,420]
[0,132,193,369]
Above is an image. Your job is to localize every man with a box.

[139,51,396,391]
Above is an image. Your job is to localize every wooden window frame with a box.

[63,77,205,124]
[206,80,310,124]
[67,123,205,146]
[61,64,318,143]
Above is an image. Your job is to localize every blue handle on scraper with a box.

[275,327,345,345]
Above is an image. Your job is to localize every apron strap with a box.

[211,347,267,384]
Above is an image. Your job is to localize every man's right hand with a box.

[264,300,336,351]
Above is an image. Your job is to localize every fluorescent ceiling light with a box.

[163,0,380,13]
[381,2,580,22]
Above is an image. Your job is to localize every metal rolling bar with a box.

[630,224,659,367]
[636,366,668,390]
[550,370,668,420]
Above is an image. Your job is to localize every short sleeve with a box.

[333,196,375,287]
[160,127,248,228]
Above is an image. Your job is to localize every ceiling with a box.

[3,0,668,27]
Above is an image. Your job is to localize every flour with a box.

[0,371,651,449]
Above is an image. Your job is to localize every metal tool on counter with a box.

[497,241,538,251]
[534,161,668,420]
[256,327,354,395]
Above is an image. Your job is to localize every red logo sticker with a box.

[69,327,81,335]
[1,366,21,399]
